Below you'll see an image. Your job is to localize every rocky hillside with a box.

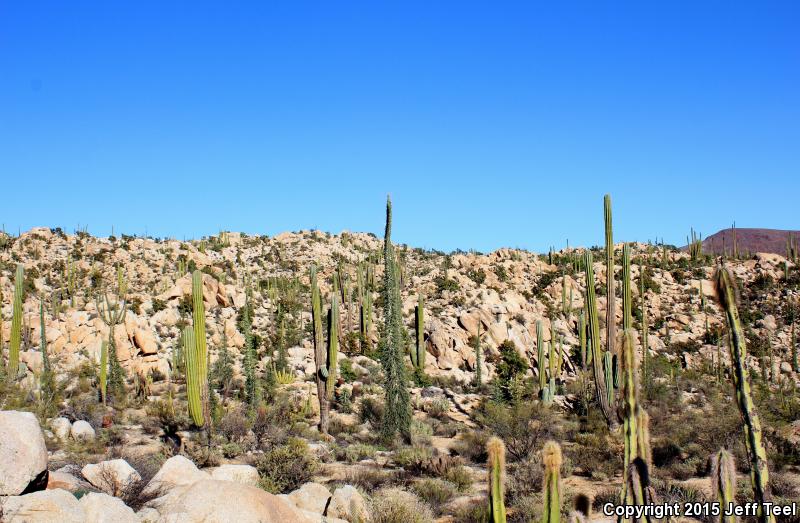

[700,227,800,257]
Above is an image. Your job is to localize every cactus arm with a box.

[584,251,617,428]
[326,276,339,400]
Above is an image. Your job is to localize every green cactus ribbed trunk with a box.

[619,328,651,509]
[584,251,617,429]
[326,275,340,400]
[604,195,617,372]
[714,267,775,523]
[311,266,329,434]
[640,263,649,389]
[622,244,632,332]
[7,264,24,381]
[541,441,562,523]
[192,270,210,430]
[183,326,203,427]
[99,340,108,404]
[579,310,587,369]
[711,449,737,523]
[487,437,507,523]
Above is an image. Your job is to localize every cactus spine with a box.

[584,251,616,428]
[541,441,562,523]
[310,265,329,434]
[191,270,210,429]
[7,264,24,381]
[713,266,774,523]
[326,275,339,400]
[412,293,425,371]
[711,449,737,523]
[487,436,507,523]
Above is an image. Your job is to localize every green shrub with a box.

[256,437,318,493]
[410,478,456,509]
[369,488,435,523]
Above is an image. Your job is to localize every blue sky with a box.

[1,2,798,253]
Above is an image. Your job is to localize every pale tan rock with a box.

[0,410,49,495]
[327,485,369,522]
[288,482,331,514]
[143,455,210,496]
[81,459,142,496]
[1,488,85,522]
[79,492,138,523]
[209,464,260,486]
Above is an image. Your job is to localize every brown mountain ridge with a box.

[698,227,799,256]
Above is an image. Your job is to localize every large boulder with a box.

[142,455,210,496]
[288,482,331,514]
[210,464,260,486]
[327,485,369,522]
[70,419,96,441]
[149,479,314,522]
[0,410,49,495]
[0,488,85,522]
[79,492,138,523]
[81,459,142,496]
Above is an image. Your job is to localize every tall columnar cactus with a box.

[7,264,24,381]
[604,195,617,366]
[579,310,587,369]
[622,244,632,332]
[326,275,340,400]
[619,329,651,502]
[380,196,412,442]
[39,297,52,386]
[714,266,775,523]
[537,321,546,394]
[541,441,562,523]
[549,338,558,394]
[310,265,329,434]
[96,292,126,400]
[412,293,425,371]
[711,449,737,523]
[99,340,109,404]
[183,326,204,427]
[584,251,616,428]
[191,270,210,429]
[487,436,507,523]
[117,265,127,298]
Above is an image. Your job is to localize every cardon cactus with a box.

[541,441,563,523]
[326,275,340,400]
[584,251,616,428]
[190,270,210,429]
[537,321,546,394]
[714,266,774,523]
[310,265,329,434]
[183,326,203,426]
[99,340,109,404]
[487,436,507,523]
[413,293,425,371]
[604,195,616,373]
[711,449,737,523]
[7,264,24,381]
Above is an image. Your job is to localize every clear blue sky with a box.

[1,2,798,253]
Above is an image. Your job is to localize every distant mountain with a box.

[699,228,800,256]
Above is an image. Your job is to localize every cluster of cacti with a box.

[688,228,703,261]
[379,196,412,442]
[7,264,24,381]
[411,293,425,372]
[714,266,775,523]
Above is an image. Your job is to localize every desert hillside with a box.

[1,213,799,522]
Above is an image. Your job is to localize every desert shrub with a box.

[336,443,377,463]
[185,444,221,468]
[453,430,490,463]
[454,499,491,523]
[423,396,450,419]
[410,419,433,445]
[151,298,166,313]
[220,442,243,458]
[410,478,456,510]
[358,396,384,429]
[256,437,318,493]
[116,452,167,511]
[369,488,435,523]
[218,407,250,443]
[506,458,543,504]
[345,467,399,492]
[441,463,472,492]
[392,446,433,472]
[568,428,622,480]
[477,402,567,462]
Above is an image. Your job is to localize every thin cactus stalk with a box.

[99,339,108,404]
[714,266,775,523]
[541,441,562,523]
[792,322,798,372]
[487,436,507,523]
[39,297,51,381]
[603,352,614,410]
[311,265,329,434]
[584,251,616,428]
[711,449,737,523]
[183,326,204,426]
[413,293,425,371]
[7,264,24,381]
[326,275,339,400]
[622,244,632,332]
[604,195,617,368]
[579,310,587,369]
[191,270,210,430]
[640,263,649,387]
